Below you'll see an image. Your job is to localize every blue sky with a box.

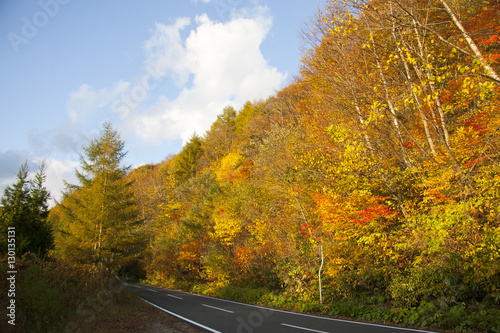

[0,0,326,203]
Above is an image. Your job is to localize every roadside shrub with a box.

[0,255,125,333]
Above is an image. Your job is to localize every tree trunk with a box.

[438,0,500,84]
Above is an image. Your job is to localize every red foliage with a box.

[314,193,398,233]
[403,140,414,149]
[351,201,397,225]
[464,156,487,167]
[463,112,489,134]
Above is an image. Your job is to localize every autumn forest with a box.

[2,0,500,331]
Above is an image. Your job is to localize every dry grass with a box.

[79,291,202,333]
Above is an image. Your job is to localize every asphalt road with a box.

[124,282,438,333]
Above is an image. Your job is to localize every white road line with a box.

[133,284,437,333]
[202,303,235,314]
[281,323,329,333]
[167,294,183,300]
[139,297,221,333]
[181,292,436,333]
[147,289,158,292]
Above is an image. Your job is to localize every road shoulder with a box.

[78,289,202,333]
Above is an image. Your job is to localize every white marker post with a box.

[318,244,324,305]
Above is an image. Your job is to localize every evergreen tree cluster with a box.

[0,162,53,257]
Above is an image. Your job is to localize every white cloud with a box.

[55,6,285,156]
[133,6,286,144]
[42,158,79,204]
[67,81,130,123]
[143,17,192,86]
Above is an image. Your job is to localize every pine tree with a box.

[171,134,204,180]
[57,122,140,266]
[0,161,54,257]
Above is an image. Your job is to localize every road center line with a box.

[147,288,158,292]
[202,303,235,313]
[139,297,221,333]
[131,284,437,333]
[281,323,330,333]
[167,294,183,300]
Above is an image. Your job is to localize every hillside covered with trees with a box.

[2,0,500,331]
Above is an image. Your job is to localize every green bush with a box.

[214,285,270,304]
[1,255,126,333]
[17,262,73,332]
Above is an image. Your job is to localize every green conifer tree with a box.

[0,161,54,257]
[58,122,140,266]
[172,134,204,180]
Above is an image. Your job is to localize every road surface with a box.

[124,282,437,333]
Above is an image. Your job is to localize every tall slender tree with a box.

[55,122,140,266]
